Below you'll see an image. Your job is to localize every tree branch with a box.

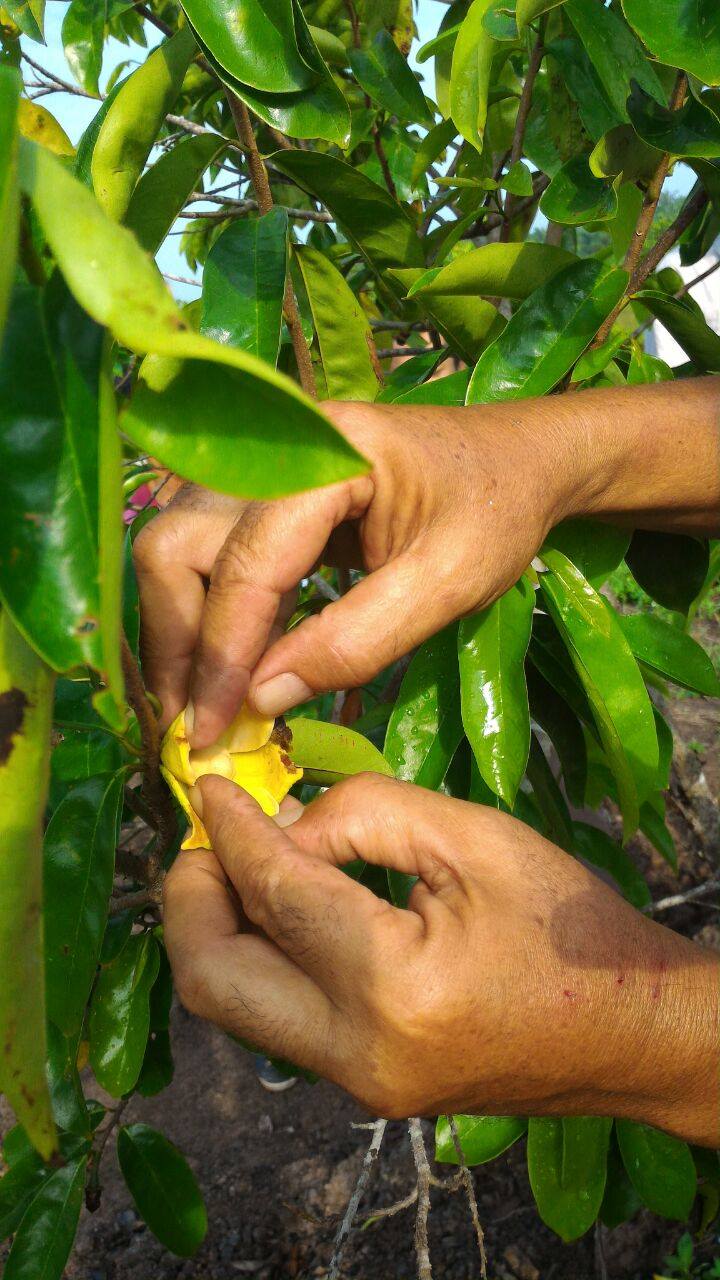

[632,185,709,290]
[501,27,544,241]
[448,1116,487,1279]
[120,635,175,893]
[328,1119,387,1280]
[646,879,720,915]
[408,1118,433,1280]
[109,887,160,915]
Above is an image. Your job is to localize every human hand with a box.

[162,773,719,1145]
[134,398,573,745]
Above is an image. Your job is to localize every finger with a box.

[197,775,418,991]
[134,492,243,729]
[188,479,371,749]
[249,538,465,717]
[163,850,337,1070]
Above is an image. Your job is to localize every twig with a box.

[181,197,333,222]
[595,1222,608,1280]
[164,271,202,288]
[645,879,720,915]
[632,185,709,290]
[501,27,544,241]
[85,1097,132,1211]
[120,635,175,892]
[364,1188,419,1221]
[448,1116,487,1278]
[328,1119,387,1280]
[372,125,398,200]
[109,888,159,915]
[226,94,316,397]
[630,256,720,341]
[375,345,447,358]
[408,1118,433,1280]
[309,572,340,602]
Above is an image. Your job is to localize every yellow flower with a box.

[160,704,303,850]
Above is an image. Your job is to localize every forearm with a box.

[555,378,719,534]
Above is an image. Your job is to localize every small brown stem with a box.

[632,186,709,290]
[86,1097,132,1212]
[120,635,175,893]
[501,28,544,241]
[109,888,160,916]
[408,1118,433,1280]
[226,94,316,397]
[372,124,398,200]
[448,1116,487,1279]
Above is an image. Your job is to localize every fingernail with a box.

[252,673,312,717]
[184,700,195,737]
[274,798,304,828]
[188,783,203,818]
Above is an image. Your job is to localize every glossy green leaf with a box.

[410,117,457,186]
[62,0,104,96]
[631,291,720,372]
[600,1130,642,1229]
[0,1151,51,1241]
[435,1114,527,1165]
[0,67,20,343]
[0,612,56,1160]
[289,716,394,786]
[126,133,227,257]
[526,732,573,850]
[527,666,587,806]
[136,1029,174,1096]
[394,369,470,405]
[539,549,658,838]
[179,0,316,92]
[3,1155,87,1280]
[89,932,160,1096]
[530,614,593,726]
[201,209,288,366]
[407,242,576,300]
[45,1022,87,1136]
[640,799,677,871]
[467,261,628,404]
[570,331,627,384]
[44,773,123,1036]
[390,266,506,364]
[73,77,126,187]
[0,281,122,710]
[589,124,663,184]
[189,1,350,146]
[50,728,121,792]
[540,155,617,225]
[375,348,447,401]
[528,1116,612,1241]
[543,519,630,589]
[565,0,665,122]
[628,81,720,159]
[3,0,44,42]
[270,149,424,274]
[545,34,620,141]
[572,821,651,910]
[294,244,381,400]
[626,530,710,614]
[616,1120,697,1219]
[19,144,368,498]
[627,345,673,385]
[450,0,499,153]
[384,625,463,789]
[458,577,534,807]
[622,0,720,88]
[350,31,432,124]
[617,612,720,696]
[516,0,565,33]
[92,25,196,220]
[118,1125,206,1256]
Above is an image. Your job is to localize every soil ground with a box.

[1,625,718,1280]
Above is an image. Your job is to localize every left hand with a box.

[163,773,719,1143]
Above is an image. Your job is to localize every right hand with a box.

[134,398,574,748]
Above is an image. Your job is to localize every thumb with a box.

[249,538,463,717]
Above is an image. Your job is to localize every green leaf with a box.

[269,149,424,274]
[527,666,587,806]
[616,1120,697,1219]
[450,0,499,153]
[0,280,122,717]
[572,821,651,910]
[126,133,227,257]
[526,732,573,850]
[600,1129,642,1228]
[384,625,463,789]
[565,0,666,123]
[622,0,720,88]
[117,1124,207,1256]
[89,932,161,1096]
[179,0,316,92]
[375,348,447,401]
[201,209,288,366]
[570,331,627,384]
[640,799,677,871]
[407,242,576,300]
[435,1114,527,1164]
[527,1116,612,1241]
[393,369,470,405]
[589,124,663,184]
[2,0,44,42]
[390,266,506,364]
[187,1,350,147]
[136,1029,174,1096]
[410,117,457,186]
[458,577,534,807]
[0,1152,50,1241]
[350,31,433,124]
[61,0,104,96]
[289,716,394,786]
[91,25,196,220]
[18,144,368,499]
[540,155,618,225]
[44,773,123,1037]
[45,1022,87,1136]
[545,34,620,141]
[466,260,628,404]
[73,78,127,188]
[0,612,56,1160]
[617,612,720,696]
[4,1156,87,1280]
[628,81,720,159]
[516,0,565,33]
[631,291,720,372]
[539,549,658,838]
[0,67,20,344]
[543,519,630,589]
[626,530,710,614]
[293,244,381,400]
